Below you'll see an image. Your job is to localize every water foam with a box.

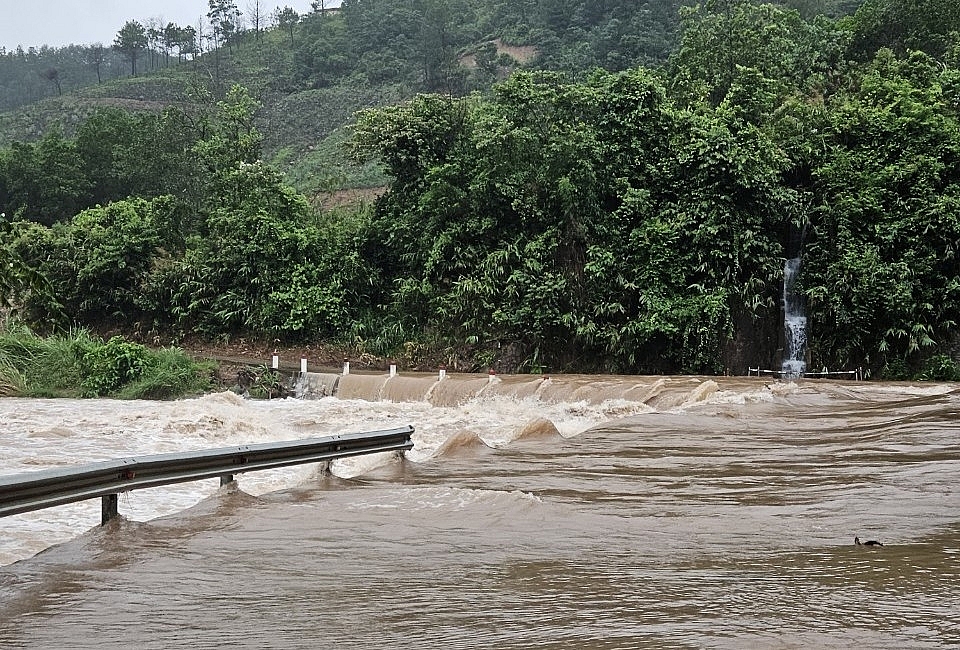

[1,375,910,565]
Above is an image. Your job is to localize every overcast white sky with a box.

[0,0,327,51]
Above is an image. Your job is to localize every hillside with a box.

[0,0,862,202]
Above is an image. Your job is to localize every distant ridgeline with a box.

[2,0,960,381]
[0,1,864,124]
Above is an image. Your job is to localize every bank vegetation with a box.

[1,0,959,382]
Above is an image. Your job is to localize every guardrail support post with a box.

[220,474,234,486]
[101,493,118,525]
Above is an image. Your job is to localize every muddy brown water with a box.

[1,375,958,648]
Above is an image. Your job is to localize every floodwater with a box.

[1,374,958,648]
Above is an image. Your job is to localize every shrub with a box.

[918,354,960,381]
[79,336,149,397]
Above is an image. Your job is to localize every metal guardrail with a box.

[0,426,415,525]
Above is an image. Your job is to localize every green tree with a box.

[845,0,960,60]
[668,0,846,109]
[162,162,363,338]
[803,49,960,372]
[0,212,48,316]
[39,67,61,96]
[352,69,793,372]
[12,197,175,328]
[87,43,106,83]
[193,84,264,190]
[208,0,242,49]
[73,107,204,215]
[0,130,91,225]
[112,20,148,76]
[74,108,139,206]
[274,6,300,46]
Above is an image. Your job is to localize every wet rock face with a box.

[722,309,783,376]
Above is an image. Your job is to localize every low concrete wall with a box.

[293,372,341,398]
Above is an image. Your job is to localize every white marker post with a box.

[438,365,446,381]
[342,358,350,376]
[271,353,279,370]
[300,358,308,374]
[389,362,397,377]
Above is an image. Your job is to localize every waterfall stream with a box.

[782,257,807,378]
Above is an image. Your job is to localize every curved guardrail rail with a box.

[0,426,414,524]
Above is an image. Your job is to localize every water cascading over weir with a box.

[781,257,807,378]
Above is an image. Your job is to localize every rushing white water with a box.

[2,376,959,649]
[0,377,675,565]
[782,256,807,377]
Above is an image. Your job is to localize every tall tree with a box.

[178,24,199,62]
[208,0,242,52]
[162,23,180,64]
[112,20,148,76]
[146,18,163,70]
[39,68,61,96]
[274,6,300,47]
[247,0,265,44]
[87,43,106,83]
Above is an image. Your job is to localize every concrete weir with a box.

[293,371,488,403]
[291,368,738,409]
[293,372,342,398]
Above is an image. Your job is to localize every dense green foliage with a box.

[7,87,371,344]
[350,71,792,373]
[2,0,960,379]
[803,51,960,372]
[0,104,209,225]
[346,0,960,375]
[0,324,213,398]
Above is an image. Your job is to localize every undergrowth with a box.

[0,322,213,399]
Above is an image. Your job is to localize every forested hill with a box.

[4,0,960,382]
[1,0,863,197]
[0,0,860,110]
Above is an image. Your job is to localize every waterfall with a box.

[781,257,807,378]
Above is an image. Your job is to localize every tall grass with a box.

[0,322,212,399]
[114,347,215,400]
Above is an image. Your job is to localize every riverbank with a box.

[0,321,492,399]
[0,326,213,399]
[179,339,386,391]
[177,337,481,389]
